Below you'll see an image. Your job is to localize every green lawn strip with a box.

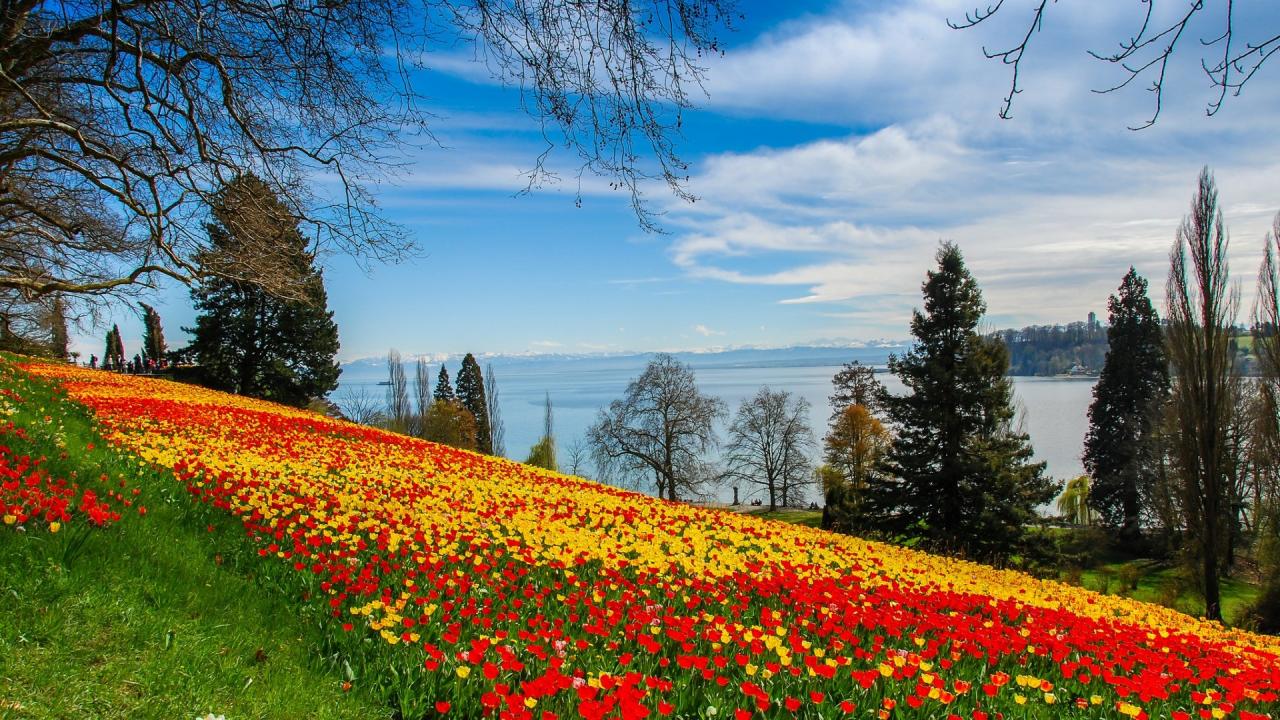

[743,508,824,528]
[0,357,388,720]
[1076,560,1260,624]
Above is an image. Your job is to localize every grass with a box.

[0,358,388,720]
[741,507,824,528]
[1074,560,1260,625]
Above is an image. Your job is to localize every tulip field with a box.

[7,358,1280,719]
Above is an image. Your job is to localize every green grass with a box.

[1075,560,1260,625]
[742,507,824,528]
[0,358,388,720]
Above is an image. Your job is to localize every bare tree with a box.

[951,2,1279,128]
[1165,168,1240,622]
[0,0,736,311]
[485,363,506,457]
[588,353,725,501]
[386,350,413,434]
[723,387,814,511]
[414,358,432,436]
[829,360,886,419]
[564,436,591,478]
[337,385,386,427]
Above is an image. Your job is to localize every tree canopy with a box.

[867,242,1057,561]
[0,0,736,316]
[186,175,340,407]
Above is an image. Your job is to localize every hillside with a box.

[5,358,1280,719]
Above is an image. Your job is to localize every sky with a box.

[73,0,1280,362]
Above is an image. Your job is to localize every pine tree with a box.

[186,174,340,407]
[434,365,456,403]
[868,242,1058,561]
[455,353,492,454]
[139,302,167,365]
[1083,268,1169,542]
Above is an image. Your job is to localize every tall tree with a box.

[829,361,886,418]
[869,242,1057,561]
[414,359,432,431]
[435,365,456,403]
[139,302,167,364]
[485,364,507,458]
[1165,168,1240,622]
[386,350,413,434]
[186,175,341,407]
[112,324,125,370]
[588,354,725,501]
[724,388,815,512]
[822,403,892,531]
[102,327,116,370]
[48,295,68,360]
[1083,268,1169,543]
[456,353,493,454]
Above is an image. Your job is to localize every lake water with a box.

[339,357,1096,498]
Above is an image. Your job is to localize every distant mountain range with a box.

[339,342,910,381]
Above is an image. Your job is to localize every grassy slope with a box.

[0,359,387,720]
[742,507,824,528]
[1078,561,1260,625]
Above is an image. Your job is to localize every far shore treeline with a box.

[6,168,1280,634]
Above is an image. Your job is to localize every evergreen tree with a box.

[434,365,456,403]
[102,326,116,370]
[455,353,493,454]
[139,302,167,364]
[1083,268,1169,542]
[186,174,340,407]
[48,295,68,360]
[868,242,1058,561]
[112,324,125,369]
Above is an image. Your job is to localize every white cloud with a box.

[693,324,725,337]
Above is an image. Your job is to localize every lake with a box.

[339,355,1097,500]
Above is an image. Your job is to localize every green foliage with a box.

[49,295,69,360]
[186,175,341,408]
[989,322,1108,376]
[139,302,167,364]
[103,324,125,370]
[455,353,492,454]
[869,242,1059,562]
[420,399,477,451]
[434,365,455,403]
[1056,475,1094,526]
[525,436,558,472]
[0,356,384,719]
[1083,268,1169,541]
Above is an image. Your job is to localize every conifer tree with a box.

[48,295,68,360]
[102,326,116,370]
[1083,268,1169,542]
[868,242,1058,561]
[139,302,167,365]
[112,324,125,369]
[187,174,340,407]
[434,365,456,403]
[455,353,492,454]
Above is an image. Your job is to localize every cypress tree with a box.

[112,324,125,369]
[49,295,68,360]
[187,174,341,407]
[868,242,1058,561]
[1083,268,1169,543]
[139,302,167,365]
[434,365,456,403]
[103,326,116,370]
[455,353,492,454]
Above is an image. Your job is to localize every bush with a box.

[1239,580,1280,635]
[1116,563,1142,593]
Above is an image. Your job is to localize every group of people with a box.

[88,354,166,374]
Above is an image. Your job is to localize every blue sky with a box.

[73,0,1280,362]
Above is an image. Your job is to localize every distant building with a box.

[1088,311,1099,331]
